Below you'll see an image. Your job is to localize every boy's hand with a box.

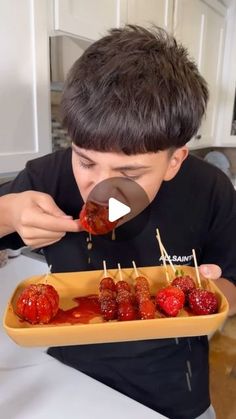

[199,264,236,316]
[8,191,82,248]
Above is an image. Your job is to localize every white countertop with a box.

[0,254,167,419]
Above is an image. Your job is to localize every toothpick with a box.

[117,263,123,282]
[161,250,171,285]
[156,228,175,273]
[156,229,171,284]
[103,260,108,277]
[160,244,175,274]
[45,264,52,284]
[132,260,139,278]
[156,228,165,262]
[192,249,201,288]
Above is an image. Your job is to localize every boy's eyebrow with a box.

[72,146,151,170]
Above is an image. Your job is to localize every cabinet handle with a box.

[195,134,202,140]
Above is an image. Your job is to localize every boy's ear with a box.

[163,146,189,181]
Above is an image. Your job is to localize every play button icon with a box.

[108,198,131,222]
[83,177,150,240]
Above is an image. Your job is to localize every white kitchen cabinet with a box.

[174,0,226,149]
[0,0,52,175]
[174,0,206,68]
[53,0,173,39]
[215,0,236,146]
[127,0,173,31]
[53,0,127,40]
[199,6,225,148]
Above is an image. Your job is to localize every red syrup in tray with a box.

[50,295,102,325]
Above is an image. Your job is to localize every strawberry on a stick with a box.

[99,260,117,321]
[116,263,136,321]
[132,261,156,320]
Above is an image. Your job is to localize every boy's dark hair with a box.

[61,25,208,154]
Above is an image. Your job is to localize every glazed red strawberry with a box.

[156,286,185,317]
[116,280,131,293]
[188,289,218,315]
[135,276,155,319]
[117,301,137,321]
[116,280,136,321]
[16,284,59,324]
[172,275,196,296]
[99,289,118,321]
[99,277,116,293]
[79,201,118,235]
[135,276,151,303]
[139,300,156,319]
[99,277,117,321]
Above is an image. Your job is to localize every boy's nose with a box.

[90,176,122,204]
[93,170,117,184]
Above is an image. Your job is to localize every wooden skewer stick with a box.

[192,249,201,288]
[156,228,165,262]
[103,260,108,277]
[155,228,175,273]
[132,260,139,278]
[156,229,171,284]
[45,264,52,284]
[159,243,175,274]
[117,263,123,282]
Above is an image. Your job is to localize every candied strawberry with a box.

[188,289,218,315]
[135,276,150,303]
[172,276,196,296]
[160,295,184,317]
[99,277,116,293]
[16,284,59,324]
[156,286,185,317]
[99,290,118,321]
[134,276,155,319]
[117,301,137,321]
[116,288,132,304]
[156,286,185,306]
[116,280,131,293]
[139,300,156,319]
[79,201,118,235]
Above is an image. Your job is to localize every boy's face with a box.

[71,144,188,203]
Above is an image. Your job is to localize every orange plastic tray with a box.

[3,265,229,347]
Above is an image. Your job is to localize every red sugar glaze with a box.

[51,295,101,325]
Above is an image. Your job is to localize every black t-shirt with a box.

[1,148,236,419]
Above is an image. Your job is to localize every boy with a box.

[0,26,236,419]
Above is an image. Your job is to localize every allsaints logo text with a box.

[159,255,193,263]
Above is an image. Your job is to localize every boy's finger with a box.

[51,217,82,233]
[25,213,81,233]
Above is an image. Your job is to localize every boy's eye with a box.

[79,161,95,169]
[122,173,140,180]
[126,175,140,180]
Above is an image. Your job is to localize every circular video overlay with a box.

[84,177,151,241]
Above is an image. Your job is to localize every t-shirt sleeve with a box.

[201,173,236,285]
[0,168,34,250]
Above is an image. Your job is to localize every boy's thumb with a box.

[199,264,222,280]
